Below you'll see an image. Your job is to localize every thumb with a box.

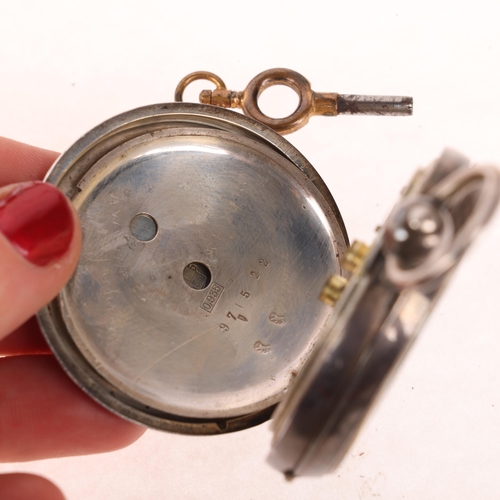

[0,181,81,340]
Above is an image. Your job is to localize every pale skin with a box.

[0,137,146,499]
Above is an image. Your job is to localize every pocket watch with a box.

[38,69,500,478]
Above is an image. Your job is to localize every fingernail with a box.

[0,181,74,266]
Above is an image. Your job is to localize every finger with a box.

[0,317,52,357]
[0,356,146,462]
[0,137,58,187]
[0,182,81,340]
[0,473,65,500]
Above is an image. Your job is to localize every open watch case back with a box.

[37,70,500,478]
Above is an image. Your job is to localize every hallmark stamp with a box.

[201,282,225,313]
[254,341,271,354]
[269,312,286,325]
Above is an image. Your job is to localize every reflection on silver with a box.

[38,103,349,435]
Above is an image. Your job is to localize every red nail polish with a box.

[0,181,74,266]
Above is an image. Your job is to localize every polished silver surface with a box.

[268,150,500,477]
[38,103,349,434]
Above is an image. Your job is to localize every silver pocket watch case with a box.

[38,102,349,435]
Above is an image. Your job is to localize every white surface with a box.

[1,1,500,498]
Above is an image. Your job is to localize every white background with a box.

[1,1,500,498]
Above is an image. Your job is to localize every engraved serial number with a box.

[220,257,270,332]
[226,311,248,322]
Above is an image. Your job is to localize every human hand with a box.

[0,137,146,499]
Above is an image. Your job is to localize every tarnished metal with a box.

[175,68,413,134]
[38,102,349,435]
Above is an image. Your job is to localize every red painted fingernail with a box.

[0,181,74,266]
